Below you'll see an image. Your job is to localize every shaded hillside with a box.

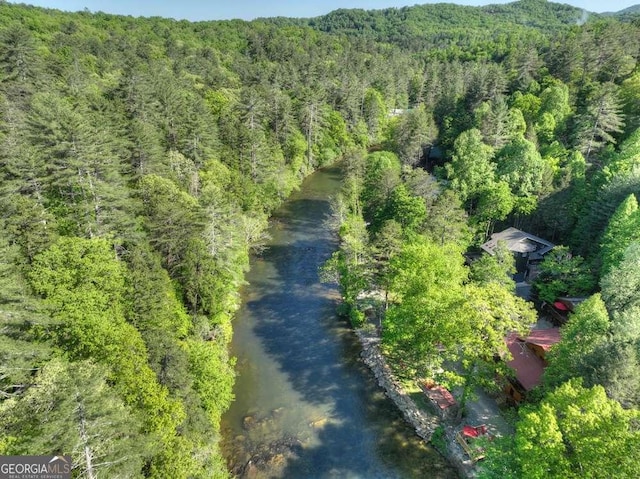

[605,4,640,20]
[264,0,590,52]
[0,2,414,477]
[0,1,639,478]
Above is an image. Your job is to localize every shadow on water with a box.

[221,166,457,478]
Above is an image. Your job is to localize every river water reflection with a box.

[220,165,457,478]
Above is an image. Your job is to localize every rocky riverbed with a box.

[225,408,306,478]
[229,436,303,478]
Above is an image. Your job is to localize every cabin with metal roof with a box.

[481,227,555,259]
[481,227,555,283]
[503,328,561,403]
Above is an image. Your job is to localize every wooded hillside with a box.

[1,1,639,477]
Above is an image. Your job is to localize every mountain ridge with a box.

[259,0,594,51]
[603,3,640,17]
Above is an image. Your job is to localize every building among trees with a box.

[504,328,560,403]
[481,227,555,282]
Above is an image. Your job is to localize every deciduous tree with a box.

[482,379,640,479]
[445,128,495,204]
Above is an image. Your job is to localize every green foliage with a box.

[543,294,611,391]
[0,359,154,478]
[470,241,516,288]
[370,219,404,305]
[382,234,533,387]
[572,83,625,161]
[363,88,388,143]
[184,339,235,430]
[483,380,640,479]
[461,282,535,387]
[296,0,582,68]
[361,151,402,228]
[582,339,640,409]
[389,105,438,166]
[384,185,427,233]
[600,242,640,340]
[599,193,640,276]
[495,136,549,211]
[430,425,448,456]
[322,211,371,326]
[534,246,596,302]
[545,290,640,409]
[475,98,525,148]
[510,92,541,127]
[445,128,496,203]
[383,238,468,376]
[422,189,471,249]
[601,128,640,181]
[26,91,134,238]
[620,72,640,134]
[28,238,184,437]
[139,174,203,273]
[1,1,640,476]
[571,167,640,258]
[0,230,53,399]
[476,180,515,230]
[535,82,571,145]
[477,435,520,479]
[0,194,57,262]
[126,245,191,339]
[0,24,41,96]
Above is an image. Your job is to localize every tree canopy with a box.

[1,0,640,476]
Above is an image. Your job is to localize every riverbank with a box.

[222,165,456,478]
[354,326,487,479]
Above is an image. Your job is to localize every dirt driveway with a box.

[464,387,513,437]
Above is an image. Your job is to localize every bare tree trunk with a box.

[585,102,603,162]
[85,170,101,237]
[76,394,97,479]
[249,111,258,182]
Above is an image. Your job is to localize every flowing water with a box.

[221,165,457,479]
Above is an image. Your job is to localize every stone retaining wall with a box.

[354,327,476,479]
[355,328,440,440]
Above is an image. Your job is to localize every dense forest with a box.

[1,0,640,477]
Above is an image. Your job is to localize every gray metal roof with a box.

[481,227,555,256]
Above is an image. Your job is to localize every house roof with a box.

[525,328,561,351]
[505,333,545,391]
[421,382,457,410]
[481,227,555,257]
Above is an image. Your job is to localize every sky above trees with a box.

[7,0,639,21]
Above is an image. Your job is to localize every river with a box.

[220,165,457,479]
